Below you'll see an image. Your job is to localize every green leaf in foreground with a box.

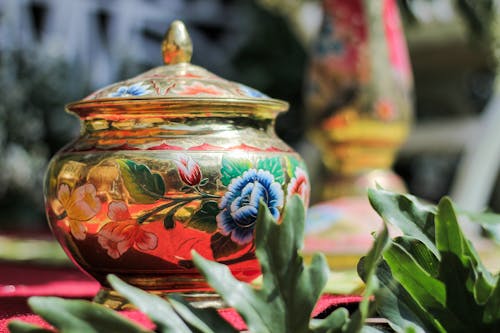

[192,195,329,333]
[193,195,385,333]
[368,188,438,258]
[108,275,237,333]
[350,226,390,333]
[366,189,500,333]
[12,195,383,333]
[8,321,53,333]
[11,296,151,333]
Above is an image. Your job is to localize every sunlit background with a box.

[0,0,498,232]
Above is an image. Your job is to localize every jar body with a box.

[44,112,310,293]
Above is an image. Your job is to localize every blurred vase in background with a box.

[304,0,413,201]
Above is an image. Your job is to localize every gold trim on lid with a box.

[162,20,193,64]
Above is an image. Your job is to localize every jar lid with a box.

[67,20,288,116]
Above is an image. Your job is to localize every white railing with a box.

[0,0,219,87]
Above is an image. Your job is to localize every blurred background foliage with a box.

[0,0,498,231]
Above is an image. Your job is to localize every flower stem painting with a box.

[45,147,309,303]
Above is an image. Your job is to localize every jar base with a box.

[94,288,226,310]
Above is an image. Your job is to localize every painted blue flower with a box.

[217,169,284,244]
[109,82,151,97]
[238,84,268,99]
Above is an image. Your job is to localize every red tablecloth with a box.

[0,263,362,332]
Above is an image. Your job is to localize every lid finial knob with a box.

[162,20,193,65]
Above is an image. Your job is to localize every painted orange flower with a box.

[57,183,102,240]
[97,201,158,259]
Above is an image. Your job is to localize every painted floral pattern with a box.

[287,167,310,205]
[97,201,158,259]
[82,62,279,102]
[217,169,284,245]
[108,82,151,97]
[51,154,308,261]
[175,155,202,186]
[56,184,101,240]
[237,84,269,98]
[173,82,225,96]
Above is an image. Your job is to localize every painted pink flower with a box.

[175,155,202,186]
[287,167,310,205]
[97,201,158,259]
[56,183,102,240]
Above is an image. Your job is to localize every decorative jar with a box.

[305,0,413,200]
[44,21,310,307]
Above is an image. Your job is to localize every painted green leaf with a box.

[220,157,251,186]
[210,233,242,260]
[117,159,165,204]
[26,296,151,333]
[368,188,439,258]
[186,201,219,233]
[108,275,192,333]
[285,156,301,179]
[163,214,175,229]
[257,157,285,184]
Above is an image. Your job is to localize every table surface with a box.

[0,262,363,332]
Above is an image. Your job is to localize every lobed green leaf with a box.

[393,237,439,277]
[383,243,446,310]
[192,251,282,333]
[26,296,151,333]
[483,277,500,326]
[310,308,349,333]
[108,275,191,333]
[347,226,390,333]
[370,260,445,333]
[435,198,464,259]
[167,294,238,333]
[254,195,328,332]
[8,321,54,333]
[368,189,439,258]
